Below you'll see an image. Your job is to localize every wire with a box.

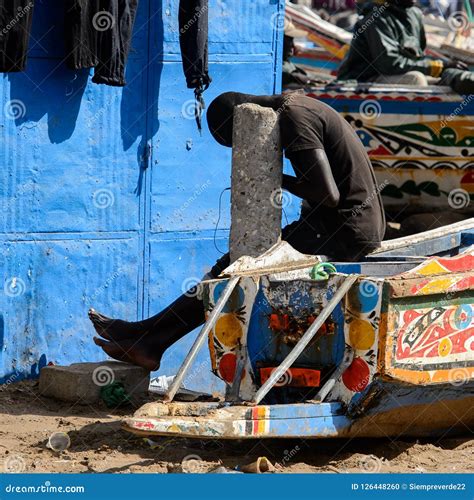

[282,206,289,226]
[214,187,231,255]
[213,188,290,253]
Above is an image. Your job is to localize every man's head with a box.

[387,0,417,8]
[283,35,295,61]
[207,92,281,147]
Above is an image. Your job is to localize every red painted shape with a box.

[252,407,259,434]
[218,352,237,384]
[368,145,391,156]
[410,279,431,295]
[449,276,474,292]
[135,421,155,430]
[461,171,474,185]
[259,367,321,387]
[437,254,474,273]
[342,357,370,392]
[269,313,290,330]
[403,310,423,323]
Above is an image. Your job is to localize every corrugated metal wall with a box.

[0,0,285,392]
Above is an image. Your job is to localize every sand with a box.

[0,381,472,474]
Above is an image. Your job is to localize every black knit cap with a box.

[387,0,416,7]
[207,92,283,147]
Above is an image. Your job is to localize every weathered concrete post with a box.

[229,103,283,262]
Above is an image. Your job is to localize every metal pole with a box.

[313,347,354,403]
[164,276,240,402]
[251,274,358,405]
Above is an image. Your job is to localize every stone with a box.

[229,103,283,263]
[38,361,150,405]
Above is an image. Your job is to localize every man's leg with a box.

[440,68,474,95]
[371,71,429,86]
[91,292,205,371]
[90,253,231,370]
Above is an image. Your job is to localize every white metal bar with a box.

[313,347,354,403]
[164,276,240,402]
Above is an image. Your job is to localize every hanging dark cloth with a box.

[64,0,139,87]
[178,0,211,131]
[64,0,99,70]
[0,0,35,72]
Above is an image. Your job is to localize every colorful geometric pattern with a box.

[203,277,258,400]
[382,247,474,384]
[395,304,473,369]
[328,278,384,405]
[390,248,474,297]
[305,90,474,214]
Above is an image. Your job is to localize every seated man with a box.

[90,91,386,371]
[282,33,312,87]
[281,21,328,87]
[338,0,474,94]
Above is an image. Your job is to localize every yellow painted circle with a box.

[438,337,452,357]
[214,313,243,347]
[349,319,375,350]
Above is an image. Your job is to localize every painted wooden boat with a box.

[305,84,474,217]
[284,4,473,219]
[123,219,474,439]
[285,2,474,69]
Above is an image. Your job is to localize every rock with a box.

[38,361,149,405]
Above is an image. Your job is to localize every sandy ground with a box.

[0,380,472,474]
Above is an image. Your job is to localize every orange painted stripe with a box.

[251,407,268,436]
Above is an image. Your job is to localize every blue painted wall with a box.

[0,0,286,392]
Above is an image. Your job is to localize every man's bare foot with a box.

[93,336,163,372]
[88,308,148,342]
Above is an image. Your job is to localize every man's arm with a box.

[283,149,340,208]
[366,16,445,77]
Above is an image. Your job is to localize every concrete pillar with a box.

[229,103,283,262]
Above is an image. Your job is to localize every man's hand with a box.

[443,59,469,71]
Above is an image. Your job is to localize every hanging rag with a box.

[0,0,35,72]
[179,0,211,131]
[64,0,139,87]
[64,0,99,70]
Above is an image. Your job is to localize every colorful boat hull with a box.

[123,223,474,439]
[304,85,474,216]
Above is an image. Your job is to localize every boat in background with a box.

[285,2,474,74]
[284,3,473,219]
[305,83,473,217]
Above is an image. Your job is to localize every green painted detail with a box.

[393,291,474,311]
[382,181,454,198]
[310,262,337,280]
[382,122,474,148]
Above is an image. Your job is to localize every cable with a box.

[214,187,231,255]
[282,206,289,226]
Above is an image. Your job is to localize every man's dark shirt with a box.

[279,94,385,251]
